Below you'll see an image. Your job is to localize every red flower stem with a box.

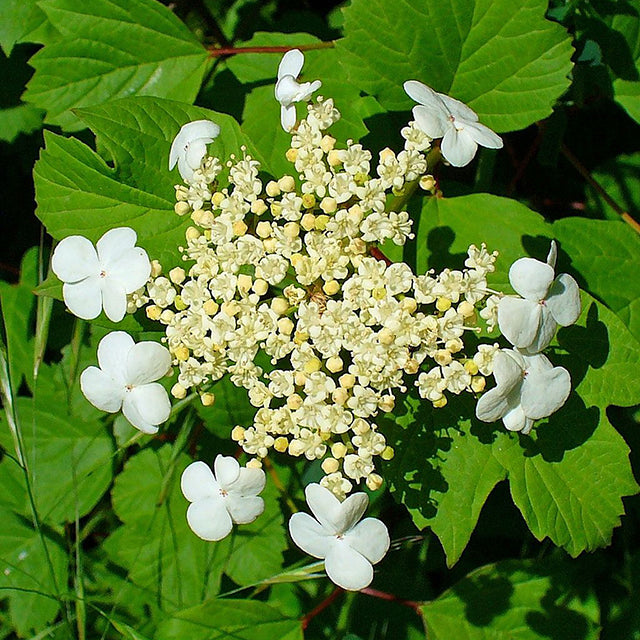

[207,41,335,58]
[360,587,421,613]
[370,246,393,265]
[301,587,343,630]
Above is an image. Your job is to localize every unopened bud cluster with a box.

[141,97,504,497]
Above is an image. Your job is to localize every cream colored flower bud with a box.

[231,425,246,441]
[315,214,329,230]
[237,274,252,293]
[346,204,363,224]
[169,267,185,285]
[378,328,394,345]
[458,300,475,317]
[366,473,383,491]
[284,222,300,239]
[446,338,464,353]
[203,299,219,315]
[352,418,370,435]
[221,300,239,316]
[433,396,448,408]
[150,260,162,277]
[294,371,306,387]
[274,436,289,453]
[471,376,486,393]
[350,238,367,255]
[252,279,269,296]
[174,201,191,216]
[320,197,337,214]
[404,358,419,375]
[301,213,316,231]
[255,221,272,238]
[211,192,225,206]
[251,199,268,215]
[339,373,356,389]
[266,181,281,197]
[288,440,305,457]
[436,297,452,312]
[278,317,294,335]
[271,297,289,315]
[287,393,303,410]
[303,357,322,374]
[246,458,263,469]
[294,329,309,344]
[263,238,277,253]
[160,309,175,324]
[320,135,336,153]
[327,149,342,167]
[420,175,436,192]
[301,193,316,209]
[381,446,395,461]
[270,202,282,217]
[185,226,200,241]
[463,360,479,376]
[321,458,340,474]
[323,280,340,296]
[200,392,215,406]
[379,395,395,413]
[332,388,348,405]
[174,346,189,361]
[326,356,343,373]
[353,171,368,185]
[434,349,452,366]
[278,175,296,192]
[233,220,248,237]
[146,304,162,321]
[171,383,187,399]
[379,147,395,162]
[401,297,418,314]
[174,295,187,311]
[286,148,298,162]
[331,442,348,458]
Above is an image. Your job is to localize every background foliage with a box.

[1,0,640,638]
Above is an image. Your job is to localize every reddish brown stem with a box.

[301,588,343,630]
[370,246,393,266]
[360,587,421,613]
[207,42,335,58]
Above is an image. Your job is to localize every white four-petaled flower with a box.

[498,242,581,354]
[404,80,503,167]
[289,483,389,591]
[475,348,571,434]
[181,455,266,541]
[275,49,322,132]
[80,331,172,434]
[51,227,150,323]
[169,120,221,181]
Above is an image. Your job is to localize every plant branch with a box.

[360,586,422,613]
[560,143,640,234]
[207,41,335,58]
[301,587,343,630]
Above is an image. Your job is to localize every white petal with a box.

[79,366,123,412]
[289,512,332,558]
[100,278,127,323]
[493,350,524,389]
[181,461,219,502]
[227,467,266,496]
[546,240,558,269]
[96,227,137,266]
[343,517,389,564]
[214,455,240,488]
[403,80,444,111]
[521,351,553,375]
[122,383,171,433]
[339,492,370,532]
[546,274,581,326]
[305,483,368,535]
[441,128,478,167]
[412,105,449,139]
[281,104,297,132]
[107,247,151,294]
[464,120,503,149]
[476,386,510,423]
[185,138,208,171]
[97,331,134,381]
[521,364,571,420]
[497,297,542,349]
[437,92,479,122]
[177,154,194,182]
[186,497,232,541]
[522,306,557,354]
[62,278,102,320]
[126,341,171,385]
[502,405,528,432]
[170,120,220,170]
[324,540,374,591]
[275,75,300,106]
[51,236,99,283]
[278,49,304,80]
[296,79,322,102]
[226,495,264,524]
[509,257,554,300]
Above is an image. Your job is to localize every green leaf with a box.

[0,0,58,54]
[104,445,231,612]
[0,396,114,524]
[421,559,600,640]
[610,12,640,124]
[34,98,252,270]
[336,0,574,132]
[155,599,303,640]
[23,0,209,130]
[0,506,68,637]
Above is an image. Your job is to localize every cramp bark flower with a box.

[51,227,151,322]
[181,455,266,541]
[169,120,221,181]
[275,49,322,132]
[289,483,389,590]
[404,80,503,167]
[475,349,571,434]
[498,242,581,353]
[80,331,172,433]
